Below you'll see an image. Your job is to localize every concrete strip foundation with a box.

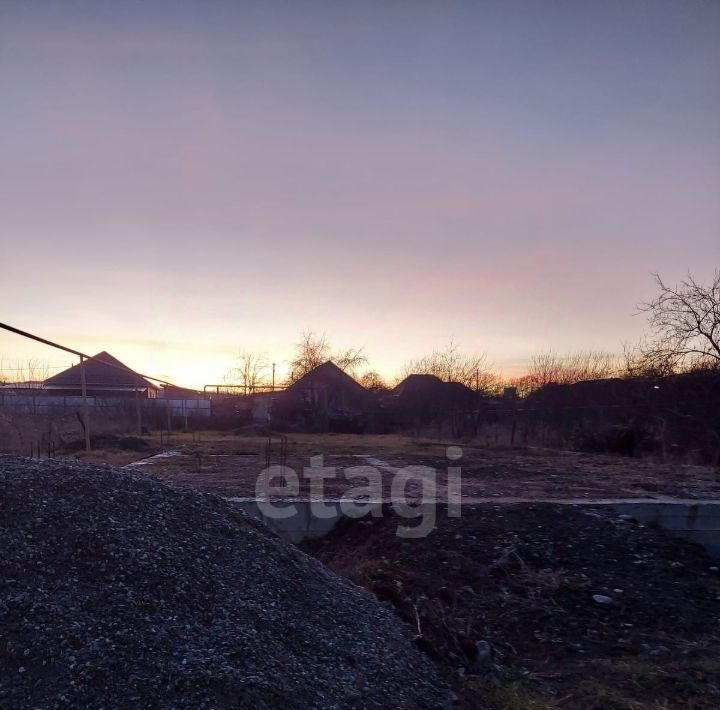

[610,502,720,558]
[227,497,720,557]
[227,498,382,544]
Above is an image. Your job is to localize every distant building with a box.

[278,361,372,431]
[387,373,477,429]
[286,361,369,408]
[157,384,204,399]
[43,351,158,398]
[391,373,446,399]
[391,374,474,405]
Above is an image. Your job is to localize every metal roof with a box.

[43,351,156,390]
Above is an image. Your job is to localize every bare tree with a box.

[627,270,720,375]
[403,340,498,392]
[358,370,387,391]
[225,350,270,394]
[622,341,678,378]
[511,349,619,394]
[0,359,51,414]
[288,331,367,382]
[333,345,368,378]
[3,358,51,386]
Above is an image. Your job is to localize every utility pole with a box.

[272,362,276,391]
[0,321,181,450]
[135,375,142,435]
[79,355,91,452]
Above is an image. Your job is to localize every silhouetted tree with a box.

[511,350,619,395]
[358,370,387,392]
[403,339,498,392]
[288,331,367,383]
[225,350,270,393]
[626,270,720,376]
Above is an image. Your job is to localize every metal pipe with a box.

[0,321,177,387]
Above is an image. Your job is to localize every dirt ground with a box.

[302,504,720,709]
[67,432,720,502]
[49,431,720,707]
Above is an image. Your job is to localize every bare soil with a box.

[39,432,720,707]
[77,432,720,502]
[302,504,720,709]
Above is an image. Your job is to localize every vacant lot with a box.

[22,432,720,707]
[67,431,720,502]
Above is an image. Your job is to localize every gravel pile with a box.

[0,457,450,709]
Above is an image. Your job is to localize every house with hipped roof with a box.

[43,351,158,398]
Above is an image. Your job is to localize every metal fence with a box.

[0,393,211,417]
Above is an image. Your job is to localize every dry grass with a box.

[463,681,557,710]
[565,657,720,709]
[5,427,719,502]
[460,653,720,709]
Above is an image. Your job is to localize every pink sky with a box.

[1,1,718,388]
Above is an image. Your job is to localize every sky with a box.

[1,0,719,388]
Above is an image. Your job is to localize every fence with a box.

[0,393,211,417]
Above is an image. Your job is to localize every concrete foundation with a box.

[228,498,382,544]
[610,501,720,558]
[227,496,720,557]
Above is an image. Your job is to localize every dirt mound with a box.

[303,504,720,708]
[0,457,450,710]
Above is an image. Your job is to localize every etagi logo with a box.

[255,446,463,538]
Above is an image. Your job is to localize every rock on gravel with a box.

[0,457,450,709]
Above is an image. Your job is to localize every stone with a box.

[472,640,492,671]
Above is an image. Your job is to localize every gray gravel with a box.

[0,456,450,709]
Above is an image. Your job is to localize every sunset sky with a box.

[1,1,719,388]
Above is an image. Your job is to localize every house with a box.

[391,373,446,399]
[387,373,476,429]
[285,361,370,409]
[157,384,204,399]
[277,361,372,431]
[391,374,474,405]
[43,351,158,398]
